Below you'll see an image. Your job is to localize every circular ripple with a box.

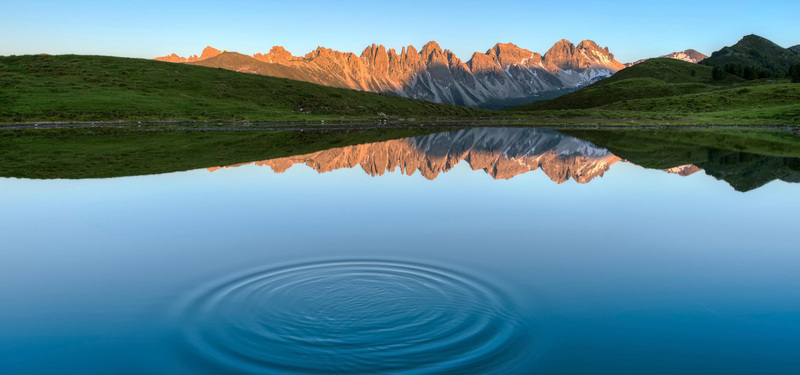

[179,260,532,374]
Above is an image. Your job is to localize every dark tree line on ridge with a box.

[712,62,800,82]
[791,63,800,83]
[711,63,800,81]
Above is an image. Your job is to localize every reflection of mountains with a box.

[209,128,621,183]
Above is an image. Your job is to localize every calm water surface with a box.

[1,128,799,374]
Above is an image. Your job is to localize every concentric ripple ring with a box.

[178,260,532,374]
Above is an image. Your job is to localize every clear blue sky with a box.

[2,0,798,63]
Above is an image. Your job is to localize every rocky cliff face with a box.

[208,128,622,183]
[155,46,222,63]
[661,49,708,63]
[155,40,625,108]
[626,49,709,67]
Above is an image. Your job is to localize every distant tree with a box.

[690,69,697,77]
[725,63,744,78]
[758,69,772,79]
[791,63,800,83]
[743,66,756,80]
[712,65,727,80]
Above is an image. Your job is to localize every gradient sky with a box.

[2,0,799,63]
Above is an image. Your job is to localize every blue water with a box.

[1,128,799,374]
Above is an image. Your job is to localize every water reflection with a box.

[208,127,800,191]
[210,128,621,184]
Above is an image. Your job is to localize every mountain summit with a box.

[700,34,800,76]
[155,40,625,108]
[661,49,708,63]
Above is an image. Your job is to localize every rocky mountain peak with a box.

[252,46,295,64]
[421,41,443,56]
[361,43,389,71]
[487,43,539,67]
[467,52,502,75]
[200,46,222,60]
[576,40,603,51]
[401,45,419,60]
[665,49,708,63]
[154,53,187,63]
[548,39,576,53]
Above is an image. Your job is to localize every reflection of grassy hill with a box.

[562,128,800,191]
[0,127,438,179]
[0,55,484,123]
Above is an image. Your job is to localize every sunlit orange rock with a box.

[154,39,626,107]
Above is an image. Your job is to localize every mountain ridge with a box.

[156,40,625,108]
[700,34,800,76]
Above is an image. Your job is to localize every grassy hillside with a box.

[602,83,800,118]
[508,57,800,123]
[700,35,800,77]
[511,59,738,111]
[0,54,485,123]
[0,126,440,179]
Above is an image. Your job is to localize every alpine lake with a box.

[2,125,800,374]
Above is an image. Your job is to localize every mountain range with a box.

[157,40,626,108]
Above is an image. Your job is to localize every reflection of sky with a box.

[1,161,800,374]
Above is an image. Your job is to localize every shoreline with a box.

[2,119,798,132]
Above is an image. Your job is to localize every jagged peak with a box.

[576,40,602,50]
[200,46,222,59]
[490,42,522,52]
[421,41,442,55]
[269,46,289,54]
[553,39,574,47]
[486,42,539,67]
[360,43,387,58]
[467,52,498,69]
[252,46,295,63]
[546,39,576,55]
